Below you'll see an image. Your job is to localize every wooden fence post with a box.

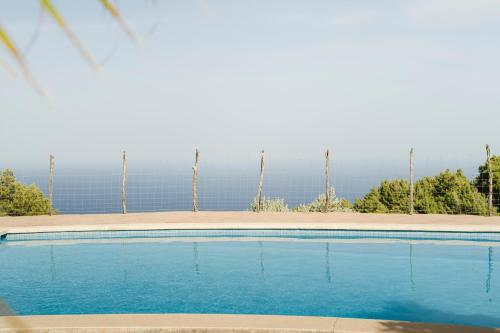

[324,149,330,213]
[409,148,414,215]
[255,150,265,212]
[486,144,493,217]
[48,155,55,216]
[192,148,200,212]
[121,151,127,214]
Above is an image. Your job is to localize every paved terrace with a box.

[2,212,500,333]
[1,211,500,235]
[1,314,500,333]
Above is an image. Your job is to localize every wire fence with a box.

[2,147,499,216]
[14,170,329,214]
[7,166,498,216]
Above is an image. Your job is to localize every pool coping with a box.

[0,314,499,333]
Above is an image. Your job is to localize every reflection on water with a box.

[193,242,199,276]
[325,243,332,285]
[40,239,495,302]
[50,245,55,282]
[122,242,128,282]
[409,244,415,290]
[487,247,493,299]
[259,241,264,275]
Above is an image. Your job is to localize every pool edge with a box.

[0,314,498,333]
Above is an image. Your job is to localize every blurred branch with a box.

[0,0,149,98]
[24,6,45,54]
[99,0,139,43]
[41,0,99,71]
[0,22,46,96]
[0,58,17,78]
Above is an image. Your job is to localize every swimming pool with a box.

[0,229,499,328]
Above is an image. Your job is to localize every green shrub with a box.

[0,169,56,216]
[293,187,353,212]
[354,179,409,213]
[354,170,489,215]
[414,170,487,214]
[251,196,289,212]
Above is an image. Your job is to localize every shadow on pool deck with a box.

[0,299,28,331]
[370,301,500,333]
[378,321,500,333]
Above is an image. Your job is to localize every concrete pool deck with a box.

[0,314,499,333]
[2,211,500,333]
[1,211,500,236]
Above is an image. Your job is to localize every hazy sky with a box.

[1,0,499,171]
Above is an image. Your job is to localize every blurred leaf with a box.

[0,58,17,78]
[0,22,45,96]
[99,0,139,43]
[40,0,99,70]
[0,23,21,59]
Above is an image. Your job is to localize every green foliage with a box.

[354,170,489,215]
[0,169,56,216]
[474,155,500,211]
[415,170,489,215]
[251,196,289,212]
[293,187,353,212]
[354,179,409,213]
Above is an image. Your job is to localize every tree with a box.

[354,170,489,215]
[474,155,500,212]
[0,169,55,216]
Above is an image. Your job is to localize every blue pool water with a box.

[0,230,499,328]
